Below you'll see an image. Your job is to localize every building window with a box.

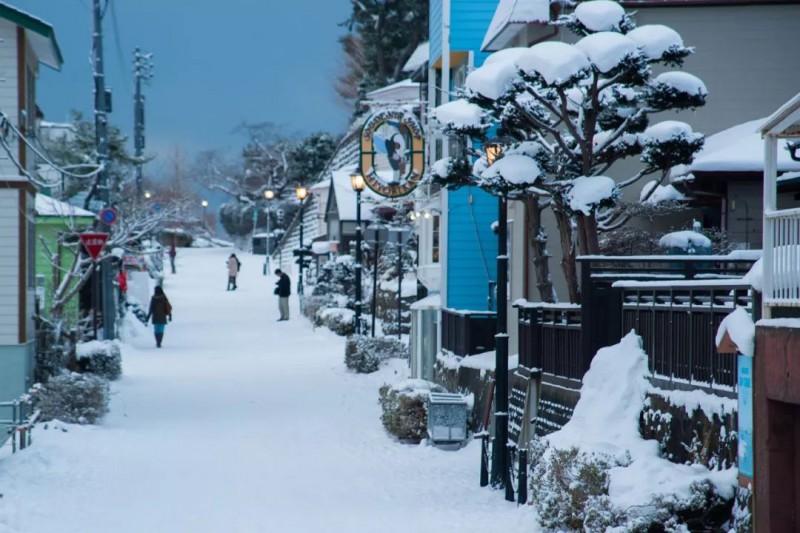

[432,215,440,263]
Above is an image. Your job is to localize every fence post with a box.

[580,259,594,375]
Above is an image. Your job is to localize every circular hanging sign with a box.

[99,207,118,225]
[360,109,425,198]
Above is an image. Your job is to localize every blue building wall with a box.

[430,0,443,63]
[451,0,497,67]
[446,186,498,311]
[439,0,499,311]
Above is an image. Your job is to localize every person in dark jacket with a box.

[274,269,291,321]
[145,285,172,347]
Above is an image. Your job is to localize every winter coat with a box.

[228,257,239,277]
[146,294,172,325]
[275,274,291,297]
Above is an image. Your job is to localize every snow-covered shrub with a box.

[311,255,357,307]
[319,307,355,336]
[75,340,123,380]
[624,480,733,532]
[532,446,626,531]
[345,335,408,373]
[378,380,444,441]
[32,372,110,424]
[302,295,328,325]
[729,486,752,533]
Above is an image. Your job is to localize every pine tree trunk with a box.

[554,207,581,304]
[576,214,601,256]
[523,196,555,303]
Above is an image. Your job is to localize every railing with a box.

[615,280,753,397]
[441,308,496,356]
[516,303,583,384]
[764,207,800,306]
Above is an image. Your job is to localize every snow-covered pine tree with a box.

[431,0,707,303]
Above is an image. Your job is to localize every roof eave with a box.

[0,4,64,70]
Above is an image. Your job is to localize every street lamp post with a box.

[485,141,513,501]
[201,200,208,231]
[264,189,275,275]
[295,186,308,298]
[351,172,365,334]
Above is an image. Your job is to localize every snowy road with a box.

[0,247,532,532]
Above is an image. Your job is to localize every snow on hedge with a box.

[433,99,486,129]
[574,0,625,31]
[465,59,519,100]
[567,175,617,215]
[626,24,684,61]
[480,154,542,186]
[575,31,639,73]
[652,71,707,97]
[643,120,696,143]
[516,41,591,85]
[546,332,737,511]
[658,230,712,250]
[716,307,755,356]
[640,180,687,204]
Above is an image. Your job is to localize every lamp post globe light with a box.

[264,189,275,275]
[351,171,366,334]
[295,186,308,298]
[144,190,152,200]
[485,140,513,501]
[201,199,209,229]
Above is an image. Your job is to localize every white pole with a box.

[763,134,778,317]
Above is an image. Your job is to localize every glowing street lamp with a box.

[295,185,309,297]
[351,171,366,333]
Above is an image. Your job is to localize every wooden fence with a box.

[441,308,496,356]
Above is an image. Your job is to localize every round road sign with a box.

[100,208,118,225]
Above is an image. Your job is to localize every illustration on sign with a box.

[360,109,424,198]
[80,233,110,261]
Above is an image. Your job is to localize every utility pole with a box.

[133,48,153,199]
[93,0,115,340]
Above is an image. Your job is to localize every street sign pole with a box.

[81,233,110,339]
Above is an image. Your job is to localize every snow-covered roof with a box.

[365,79,420,103]
[0,3,63,70]
[687,119,800,174]
[761,91,800,137]
[329,167,381,222]
[482,0,550,52]
[402,41,429,73]
[35,194,95,218]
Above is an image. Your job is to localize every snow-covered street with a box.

[0,247,531,533]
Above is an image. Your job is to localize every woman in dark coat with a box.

[145,285,172,348]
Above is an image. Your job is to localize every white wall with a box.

[0,21,20,177]
[0,189,19,344]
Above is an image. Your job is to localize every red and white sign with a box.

[80,232,110,261]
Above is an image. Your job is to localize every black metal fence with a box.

[441,308,496,356]
[619,282,752,396]
[517,304,583,381]
[515,256,758,394]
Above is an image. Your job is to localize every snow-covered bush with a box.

[345,335,408,373]
[32,372,110,424]
[378,380,444,441]
[319,307,355,336]
[311,255,357,307]
[75,340,123,380]
[531,445,626,531]
[730,486,753,533]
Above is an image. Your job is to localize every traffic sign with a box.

[80,233,110,261]
[99,207,118,225]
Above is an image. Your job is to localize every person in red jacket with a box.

[115,267,128,317]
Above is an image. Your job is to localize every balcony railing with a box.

[764,207,800,306]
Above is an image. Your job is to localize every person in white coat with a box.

[227,254,240,290]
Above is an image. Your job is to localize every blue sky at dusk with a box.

[15,0,352,164]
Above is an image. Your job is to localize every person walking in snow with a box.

[168,244,177,274]
[227,253,241,290]
[274,268,291,320]
[145,285,172,348]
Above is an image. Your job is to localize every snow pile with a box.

[567,175,617,215]
[465,59,519,100]
[32,373,110,425]
[480,154,542,187]
[433,99,487,129]
[742,258,763,292]
[318,307,355,336]
[573,0,625,31]
[715,307,755,356]
[640,180,687,204]
[643,120,696,143]
[539,332,736,524]
[516,41,590,85]
[742,244,800,293]
[626,24,684,61]
[653,71,707,97]
[575,32,639,73]
[658,230,712,251]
